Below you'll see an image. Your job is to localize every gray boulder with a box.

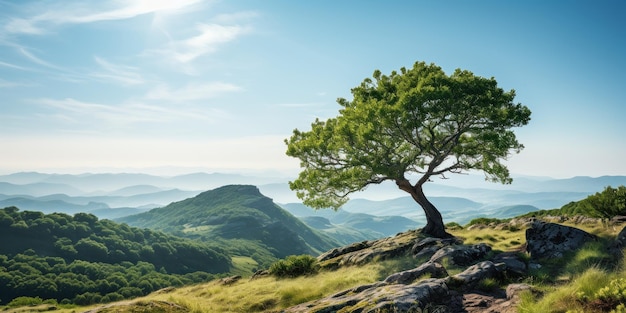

[283,279,448,313]
[317,241,371,262]
[492,252,528,277]
[412,236,462,259]
[283,260,505,312]
[526,221,596,260]
[383,261,448,284]
[448,261,504,289]
[318,230,422,268]
[430,243,492,266]
[506,283,533,300]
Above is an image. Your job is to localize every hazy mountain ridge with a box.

[0,172,624,228]
[279,203,417,244]
[0,172,285,193]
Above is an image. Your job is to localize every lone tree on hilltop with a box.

[285,61,531,238]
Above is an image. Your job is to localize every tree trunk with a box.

[397,180,451,238]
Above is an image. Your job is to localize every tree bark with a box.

[396,179,451,238]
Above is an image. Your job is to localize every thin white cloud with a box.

[3,0,205,35]
[35,97,218,124]
[91,56,145,86]
[145,81,243,102]
[4,18,44,35]
[155,23,250,63]
[18,47,64,70]
[63,0,203,24]
[0,60,30,71]
[211,11,259,24]
[39,97,125,116]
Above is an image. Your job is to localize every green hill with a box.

[0,206,230,305]
[117,185,340,266]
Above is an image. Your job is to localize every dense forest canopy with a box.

[0,207,231,305]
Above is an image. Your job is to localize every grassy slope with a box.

[32,258,412,313]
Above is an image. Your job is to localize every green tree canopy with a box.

[584,186,626,219]
[286,61,531,237]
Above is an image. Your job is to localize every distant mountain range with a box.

[1,171,625,227]
[279,203,417,244]
[0,172,284,194]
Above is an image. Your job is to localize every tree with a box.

[285,61,531,238]
[584,186,626,220]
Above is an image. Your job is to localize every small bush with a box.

[594,277,626,309]
[466,217,504,227]
[445,222,463,230]
[269,255,319,278]
[8,296,43,307]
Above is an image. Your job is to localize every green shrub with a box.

[466,217,503,227]
[269,255,319,278]
[594,278,626,309]
[7,296,43,307]
[445,222,463,230]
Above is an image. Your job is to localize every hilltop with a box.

[117,185,339,267]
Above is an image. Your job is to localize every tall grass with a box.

[518,267,614,313]
[518,243,626,313]
[141,261,391,313]
[450,224,526,251]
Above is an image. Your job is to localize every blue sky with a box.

[0,0,624,178]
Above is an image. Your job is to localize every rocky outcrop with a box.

[383,261,447,284]
[318,241,371,262]
[318,229,423,268]
[430,243,492,266]
[492,252,528,277]
[219,275,242,285]
[526,221,597,260]
[282,220,601,312]
[284,261,504,313]
[412,237,463,259]
[457,283,535,313]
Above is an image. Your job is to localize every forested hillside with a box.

[525,186,626,219]
[118,185,339,267]
[0,207,230,305]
